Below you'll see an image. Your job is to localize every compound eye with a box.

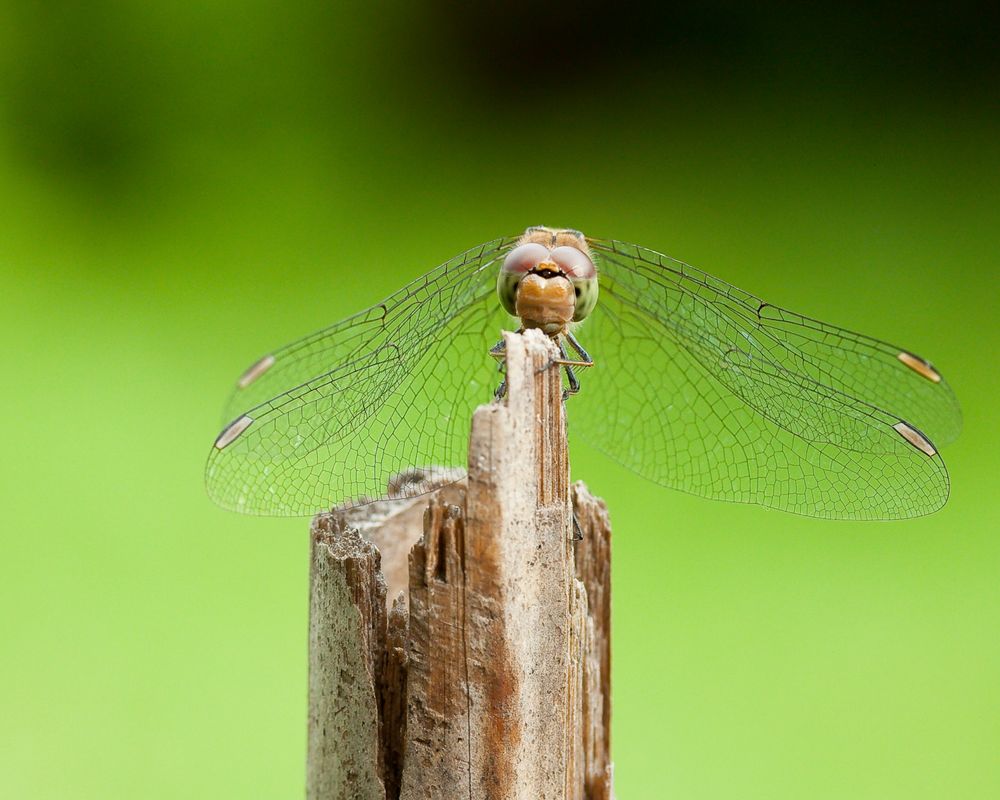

[502,242,550,274]
[549,245,596,279]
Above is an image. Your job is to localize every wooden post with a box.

[307,329,613,800]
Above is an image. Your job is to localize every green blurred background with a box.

[2,2,998,797]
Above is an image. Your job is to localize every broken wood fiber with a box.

[307,329,613,800]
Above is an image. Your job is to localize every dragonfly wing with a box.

[590,240,962,447]
[220,237,516,423]
[206,239,515,516]
[574,241,952,519]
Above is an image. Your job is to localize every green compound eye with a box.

[497,269,521,316]
[498,242,550,316]
[572,276,599,321]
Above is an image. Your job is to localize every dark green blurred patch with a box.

[417,0,1000,100]
[4,0,997,194]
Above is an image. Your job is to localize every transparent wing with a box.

[570,239,954,520]
[220,237,515,423]
[206,238,516,516]
[589,240,962,447]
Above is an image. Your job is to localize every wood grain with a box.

[307,329,614,799]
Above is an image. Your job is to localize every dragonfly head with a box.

[498,227,599,332]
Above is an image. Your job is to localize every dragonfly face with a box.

[206,225,961,521]
[497,227,599,333]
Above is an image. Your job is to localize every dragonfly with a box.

[206,225,961,521]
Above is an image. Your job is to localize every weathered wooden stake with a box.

[307,329,613,800]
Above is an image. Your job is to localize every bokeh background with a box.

[2,2,998,797]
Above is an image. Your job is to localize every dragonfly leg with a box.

[558,339,581,400]
[565,329,593,365]
[492,338,507,377]
[491,330,527,400]
[491,337,509,400]
[489,337,506,360]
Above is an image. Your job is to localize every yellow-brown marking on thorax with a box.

[519,226,593,257]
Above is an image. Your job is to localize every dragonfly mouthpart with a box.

[530,266,566,279]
